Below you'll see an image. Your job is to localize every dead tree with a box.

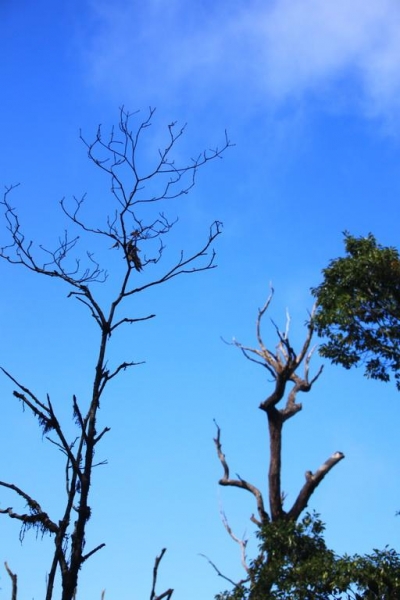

[214,289,344,577]
[0,107,231,600]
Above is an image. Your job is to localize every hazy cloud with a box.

[81,0,400,125]
[254,0,400,121]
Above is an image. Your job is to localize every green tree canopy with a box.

[216,513,400,600]
[312,233,400,389]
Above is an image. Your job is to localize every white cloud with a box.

[81,0,400,126]
[254,0,384,92]
[253,0,400,122]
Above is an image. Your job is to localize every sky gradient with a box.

[1,1,400,599]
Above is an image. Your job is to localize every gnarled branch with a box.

[0,482,59,538]
[213,421,268,526]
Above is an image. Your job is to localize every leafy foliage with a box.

[312,232,400,389]
[216,514,400,600]
[349,547,400,599]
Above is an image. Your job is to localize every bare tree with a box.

[214,289,345,589]
[0,107,231,600]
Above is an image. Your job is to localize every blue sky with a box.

[1,1,400,598]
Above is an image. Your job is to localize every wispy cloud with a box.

[253,0,400,123]
[80,0,400,126]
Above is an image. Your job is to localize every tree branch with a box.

[4,562,17,600]
[0,482,59,537]
[149,548,174,600]
[199,554,242,588]
[220,510,250,575]
[287,451,345,520]
[213,421,268,526]
[81,543,106,563]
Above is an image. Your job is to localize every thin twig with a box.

[199,554,239,587]
[220,510,249,574]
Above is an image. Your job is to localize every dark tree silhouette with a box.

[0,107,231,600]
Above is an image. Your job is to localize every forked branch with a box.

[150,548,174,600]
[287,451,345,520]
[0,482,59,538]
